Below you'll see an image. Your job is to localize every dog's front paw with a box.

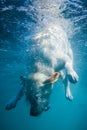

[66,92,73,101]
[67,70,79,84]
[5,99,17,110]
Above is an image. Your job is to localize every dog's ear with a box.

[49,72,61,83]
[43,72,61,85]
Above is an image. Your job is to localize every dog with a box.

[5,24,78,116]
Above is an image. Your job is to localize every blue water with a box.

[0,0,87,130]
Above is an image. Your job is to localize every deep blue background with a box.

[0,0,87,130]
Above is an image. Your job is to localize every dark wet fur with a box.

[26,82,52,116]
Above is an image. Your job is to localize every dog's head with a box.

[20,72,61,116]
